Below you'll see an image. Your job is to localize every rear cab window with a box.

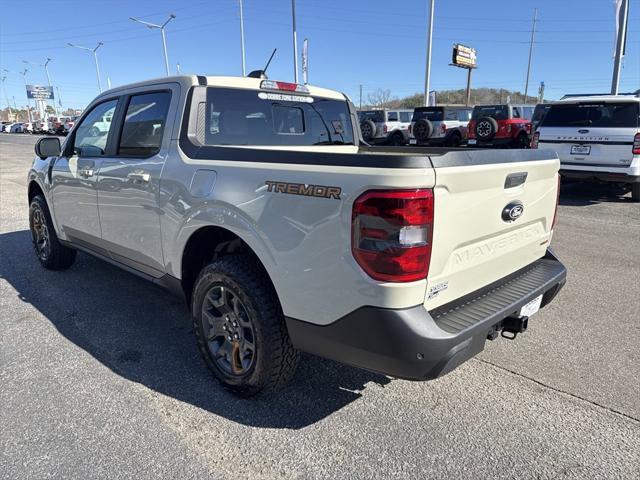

[387,111,399,122]
[412,107,444,122]
[472,105,509,121]
[541,102,640,128]
[205,88,354,146]
[399,112,412,122]
[358,110,384,123]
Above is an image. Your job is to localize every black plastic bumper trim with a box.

[286,250,566,381]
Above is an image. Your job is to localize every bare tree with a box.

[366,88,394,107]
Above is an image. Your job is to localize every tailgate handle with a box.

[505,172,528,189]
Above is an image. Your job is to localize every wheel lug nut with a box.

[227,336,232,341]
[233,333,239,339]
[222,325,227,330]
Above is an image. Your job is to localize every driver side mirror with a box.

[35,137,61,159]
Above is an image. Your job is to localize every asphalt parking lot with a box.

[1,133,639,479]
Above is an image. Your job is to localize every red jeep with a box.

[467,104,533,148]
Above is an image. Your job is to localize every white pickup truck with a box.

[28,75,566,396]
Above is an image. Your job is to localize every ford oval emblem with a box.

[502,201,524,222]
[578,129,589,134]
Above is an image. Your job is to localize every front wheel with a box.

[192,255,299,396]
[29,195,76,270]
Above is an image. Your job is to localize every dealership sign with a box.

[451,44,477,69]
[26,85,54,100]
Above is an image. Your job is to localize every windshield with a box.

[472,105,509,121]
[204,87,354,146]
[541,102,639,128]
[358,110,384,123]
[412,107,444,122]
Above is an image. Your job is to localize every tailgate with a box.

[424,149,559,309]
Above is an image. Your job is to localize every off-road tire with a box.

[475,116,498,141]
[413,119,433,141]
[29,194,76,270]
[192,255,299,396]
[360,119,376,141]
[631,183,640,202]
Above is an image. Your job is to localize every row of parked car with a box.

[0,116,79,135]
[360,91,640,201]
[358,103,548,148]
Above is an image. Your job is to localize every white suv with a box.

[532,93,640,201]
[358,109,413,146]
[409,106,472,147]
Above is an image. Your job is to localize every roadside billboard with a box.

[26,85,54,100]
[451,44,477,69]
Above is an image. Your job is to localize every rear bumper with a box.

[286,249,566,380]
[468,137,518,147]
[560,169,640,184]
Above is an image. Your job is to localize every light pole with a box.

[130,14,176,76]
[68,42,104,93]
[611,0,629,95]
[239,0,246,76]
[291,0,299,83]
[19,69,33,122]
[1,75,13,121]
[424,0,435,106]
[523,8,537,104]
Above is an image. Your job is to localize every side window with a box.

[445,110,457,121]
[512,107,521,119]
[399,112,412,122]
[458,110,471,122]
[72,99,118,157]
[387,111,398,122]
[523,107,534,120]
[118,91,171,157]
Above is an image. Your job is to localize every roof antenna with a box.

[248,48,277,79]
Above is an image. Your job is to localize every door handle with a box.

[78,168,94,178]
[127,172,151,183]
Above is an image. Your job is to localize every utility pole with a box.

[611,0,629,94]
[130,14,176,76]
[291,0,299,83]
[359,84,363,110]
[524,8,537,104]
[68,42,104,93]
[424,0,435,106]
[239,0,246,76]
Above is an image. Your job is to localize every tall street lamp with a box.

[68,42,104,93]
[130,14,176,76]
[19,69,33,122]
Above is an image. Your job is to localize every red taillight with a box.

[352,189,434,282]
[383,124,388,134]
[531,132,540,149]
[552,175,560,230]
[440,123,447,134]
[408,124,412,134]
[633,133,640,155]
[260,79,310,94]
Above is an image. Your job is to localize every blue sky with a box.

[1,0,639,109]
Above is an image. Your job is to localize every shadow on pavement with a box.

[0,229,390,430]
[559,180,634,206]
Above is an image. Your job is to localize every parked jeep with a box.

[28,75,566,396]
[468,104,533,148]
[358,108,412,146]
[409,106,472,147]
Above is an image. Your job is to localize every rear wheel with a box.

[446,132,462,147]
[389,131,405,146]
[192,255,299,396]
[29,195,76,270]
[631,183,640,202]
[516,132,529,149]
